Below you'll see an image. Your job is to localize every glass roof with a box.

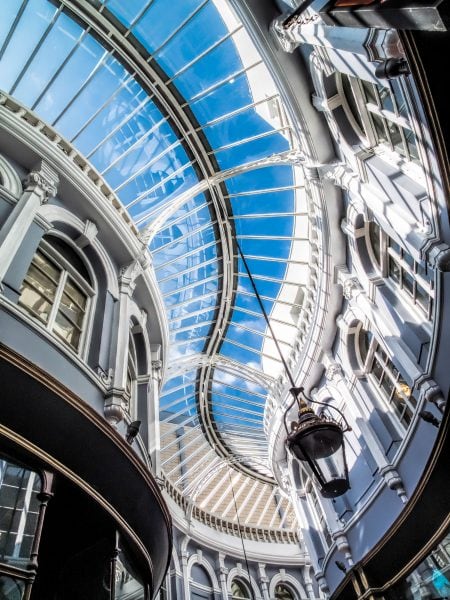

[0,0,310,527]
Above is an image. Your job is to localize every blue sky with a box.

[0,0,304,475]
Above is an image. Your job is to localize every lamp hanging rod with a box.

[236,240,297,390]
[236,241,351,430]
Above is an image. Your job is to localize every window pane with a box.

[0,575,25,599]
[381,373,395,400]
[63,278,87,311]
[379,86,394,113]
[34,250,60,280]
[275,585,294,600]
[53,311,81,349]
[361,80,377,104]
[59,292,85,327]
[341,75,364,133]
[19,283,53,323]
[25,263,58,300]
[403,270,415,296]
[405,128,419,162]
[389,256,400,285]
[371,112,388,145]
[368,221,381,267]
[416,282,430,314]
[231,580,250,598]
[388,121,405,156]
[359,328,372,365]
[372,356,383,382]
[0,459,41,565]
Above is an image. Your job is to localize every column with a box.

[0,160,58,283]
[258,564,270,600]
[303,565,317,600]
[217,553,229,600]
[148,345,162,476]
[104,260,141,424]
[180,548,190,600]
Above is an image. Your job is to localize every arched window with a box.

[231,579,251,599]
[357,325,417,429]
[275,583,296,599]
[337,73,418,163]
[367,221,434,319]
[190,563,214,600]
[18,238,93,352]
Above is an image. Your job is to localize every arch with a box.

[129,300,151,375]
[17,231,97,358]
[187,554,221,594]
[230,577,252,598]
[269,572,306,599]
[337,305,370,380]
[39,204,119,298]
[0,153,22,197]
[227,567,262,600]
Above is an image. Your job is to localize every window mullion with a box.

[47,270,66,332]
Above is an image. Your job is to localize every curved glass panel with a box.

[0,0,308,532]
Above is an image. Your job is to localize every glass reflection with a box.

[0,458,41,566]
[0,576,25,600]
[388,530,450,599]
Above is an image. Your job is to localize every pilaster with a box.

[0,160,58,283]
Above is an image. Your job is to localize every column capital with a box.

[342,276,362,300]
[119,259,142,294]
[23,160,59,204]
[325,362,344,383]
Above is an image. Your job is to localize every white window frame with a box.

[18,240,94,357]
[231,578,252,599]
[356,324,417,434]
[337,73,419,164]
[367,221,434,320]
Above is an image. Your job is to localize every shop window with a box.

[337,74,418,163]
[0,576,25,599]
[231,579,251,599]
[0,457,41,567]
[387,529,450,599]
[18,242,92,352]
[114,541,146,599]
[275,583,296,600]
[357,326,417,429]
[367,221,434,320]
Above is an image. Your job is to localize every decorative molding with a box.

[380,465,408,504]
[269,16,300,53]
[427,242,450,272]
[23,160,59,203]
[365,28,405,63]
[332,529,354,567]
[119,258,142,294]
[75,219,98,248]
[0,153,23,197]
[325,362,344,383]
[104,390,126,425]
[342,277,362,300]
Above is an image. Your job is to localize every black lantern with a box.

[285,388,350,498]
[236,240,351,498]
